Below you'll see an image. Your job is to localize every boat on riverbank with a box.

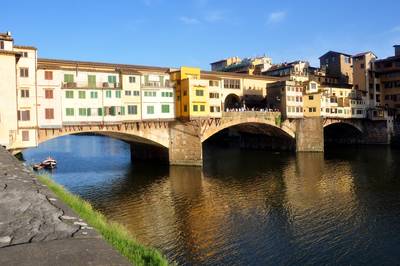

[32,157,57,170]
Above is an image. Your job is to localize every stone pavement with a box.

[0,147,131,266]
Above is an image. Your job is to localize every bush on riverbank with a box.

[37,175,170,266]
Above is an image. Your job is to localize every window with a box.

[133,90,140,96]
[344,56,351,64]
[20,89,29,98]
[65,91,74,98]
[129,76,136,83]
[20,68,29,78]
[144,91,156,97]
[79,108,87,116]
[193,105,198,112]
[106,90,112,98]
[309,95,314,100]
[45,89,53,99]
[115,91,121,98]
[184,105,188,112]
[200,105,205,112]
[161,104,170,113]
[64,74,74,83]
[21,52,28,58]
[120,106,125,115]
[45,108,54,119]
[183,90,187,96]
[66,108,74,116]
[376,84,380,92]
[0,41,4,50]
[147,106,154,114]
[98,108,103,116]
[78,91,86,99]
[22,131,29,141]
[88,75,96,87]
[223,79,240,89]
[210,92,219,98]
[90,91,98,98]
[44,71,53,80]
[161,92,173,97]
[195,90,204,96]
[310,83,317,91]
[209,80,219,87]
[108,75,117,84]
[360,63,365,69]
[128,105,137,115]
[17,110,30,121]
[125,90,132,96]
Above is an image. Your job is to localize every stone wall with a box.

[169,121,203,166]
[296,117,324,152]
[361,120,390,144]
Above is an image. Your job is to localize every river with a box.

[22,135,400,265]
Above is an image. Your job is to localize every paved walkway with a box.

[0,147,130,265]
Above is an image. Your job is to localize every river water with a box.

[22,135,400,265]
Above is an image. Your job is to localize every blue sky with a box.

[1,0,399,69]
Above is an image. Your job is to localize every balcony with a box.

[62,82,121,89]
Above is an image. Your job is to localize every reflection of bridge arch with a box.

[201,112,296,142]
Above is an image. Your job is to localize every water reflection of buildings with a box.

[92,152,363,264]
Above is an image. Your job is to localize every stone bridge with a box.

[17,112,392,166]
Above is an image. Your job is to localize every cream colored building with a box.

[0,32,38,149]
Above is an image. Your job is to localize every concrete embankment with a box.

[0,147,130,266]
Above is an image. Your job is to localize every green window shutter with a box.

[64,74,74,83]
[98,108,103,116]
[108,76,116,83]
[66,91,74,98]
[106,90,111,98]
[159,76,164,86]
[88,75,96,87]
[66,108,74,116]
[79,108,86,116]
[144,75,149,84]
[110,106,115,116]
[147,106,154,114]
[162,105,170,113]
[116,91,121,98]
[79,91,86,99]
[120,106,125,115]
[87,108,91,116]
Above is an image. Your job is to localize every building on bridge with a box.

[374,45,400,119]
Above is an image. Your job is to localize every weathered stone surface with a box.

[169,120,203,166]
[296,117,324,152]
[0,147,130,265]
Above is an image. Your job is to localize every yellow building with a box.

[303,81,322,117]
[171,67,210,119]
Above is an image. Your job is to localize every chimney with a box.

[395,45,400,57]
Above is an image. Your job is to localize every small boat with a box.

[32,157,57,170]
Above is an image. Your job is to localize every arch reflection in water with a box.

[22,135,400,265]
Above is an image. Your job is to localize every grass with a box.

[36,174,171,266]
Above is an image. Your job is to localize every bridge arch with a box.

[201,114,295,143]
[323,120,364,145]
[323,119,363,133]
[224,93,241,110]
[37,123,170,148]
